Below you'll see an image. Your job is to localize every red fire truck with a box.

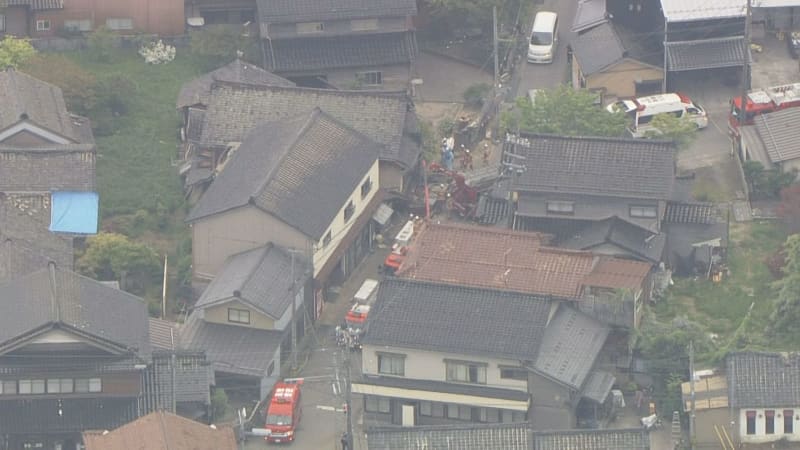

[264,381,302,444]
[729,82,800,135]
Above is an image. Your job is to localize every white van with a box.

[606,93,708,138]
[528,11,558,64]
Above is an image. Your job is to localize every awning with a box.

[581,371,616,404]
[352,383,529,411]
[665,36,748,72]
[372,202,394,227]
[49,191,99,234]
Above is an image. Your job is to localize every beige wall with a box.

[739,407,800,444]
[311,160,380,277]
[203,299,276,330]
[192,206,310,280]
[361,344,528,393]
[780,159,800,177]
[379,162,404,192]
[694,408,736,448]
[587,60,663,100]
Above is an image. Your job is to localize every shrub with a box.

[94,73,136,116]
[437,118,455,138]
[87,26,116,62]
[462,82,491,108]
[20,54,97,115]
[76,233,162,295]
[138,40,176,64]
[211,388,230,421]
[765,246,787,280]
[190,25,253,68]
[0,36,36,68]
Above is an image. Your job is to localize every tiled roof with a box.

[8,0,64,9]
[533,428,650,450]
[571,22,625,75]
[534,305,609,390]
[560,217,666,264]
[727,351,800,408]
[199,82,415,168]
[581,257,652,290]
[187,109,380,239]
[572,0,608,32]
[179,312,283,377]
[176,59,294,110]
[0,199,73,283]
[366,424,650,450]
[265,32,417,73]
[0,266,151,358]
[0,144,96,192]
[82,411,237,450]
[257,0,416,23]
[0,70,77,141]
[664,202,719,224]
[148,318,178,351]
[194,244,308,320]
[363,278,552,361]
[505,133,675,200]
[397,223,650,299]
[665,36,747,72]
[753,107,800,163]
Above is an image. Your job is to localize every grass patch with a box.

[691,177,728,203]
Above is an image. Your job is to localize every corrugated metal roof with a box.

[660,0,745,22]
[572,0,608,33]
[754,107,800,163]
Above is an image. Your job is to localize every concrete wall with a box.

[739,407,800,444]
[191,206,310,280]
[31,0,184,37]
[264,16,408,39]
[585,60,663,100]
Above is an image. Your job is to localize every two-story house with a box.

[353,278,613,430]
[179,243,309,399]
[256,0,418,90]
[186,108,382,315]
[184,81,419,194]
[504,132,675,259]
[1,0,183,38]
[0,69,98,234]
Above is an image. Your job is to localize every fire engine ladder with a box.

[671,411,682,448]
[714,423,735,449]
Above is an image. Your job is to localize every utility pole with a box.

[493,6,499,90]
[738,0,752,134]
[345,346,354,450]
[288,248,301,373]
[689,341,696,443]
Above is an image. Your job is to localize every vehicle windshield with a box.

[530,32,552,46]
[266,414,292,426]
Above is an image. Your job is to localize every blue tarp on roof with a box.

[49,191,99,234]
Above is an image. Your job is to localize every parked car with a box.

[789,31,800,59]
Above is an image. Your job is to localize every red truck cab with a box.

[264,382,302,444]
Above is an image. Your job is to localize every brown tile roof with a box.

[396,223,650,299]
[82,411,237,450]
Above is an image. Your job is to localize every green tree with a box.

[189,25,254,68]
[21,54,97,115]
[87,26,116,62]
[0,36,36,69]
[426,0,505,27]
[77,233,162,295]
[769,234,800,339]
[501,86,628,137]
[211,388,230,421]
[643,113,699,149]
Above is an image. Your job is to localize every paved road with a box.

[515,0,579,95]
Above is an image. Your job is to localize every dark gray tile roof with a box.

[199,81,415,168]
[0,266,151,358]
[581,370,616,404]
[8,0,63,10]
[265,31,417,73]
[505,133,675,199]
[194,244,308,320]
[257,0,416,23]
[665,36,747,72]
[363,278,552,361]
[533,305,609,390]
[367,423,532,450]
[356,375,529,401]
[0,199,73,283]
[148,318,178,351]
[560,217,666,263]
[0,69,78,141]
[571,22,624,75]
[533,428,650,450]
[572,0,607,33]
[753,107,800,163]
[0,144,96,192]
[664,202,719,224]
[727,351,800,408]
[176,59,294,110]
[179,312,284,377]
[187,109,380,239]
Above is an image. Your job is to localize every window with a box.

[546,200,574,215]
[499,366,528,381]
[322,231,332,248]
[365,395,390,413]
[267,361,275,376]
[19,379,45,394]
[106,18,133,30]
[785,410,794,434]
[89,378,102,393]
[296,22,324,33]
[446,360,487,384]
[47,379,74,394]
[0,15,5,32]
[377,353,405,376]
[766,410,775,434]
[447,403,460,419]
[458,405,471,421]
[63,19,92,31]
[486,408,500,423]
[630,205,658,218]
[351,18,378,31]
[361,178,372,199]
[36,20,51,32]
[344,200,355,222]
[431,402,445,417]
[420,401,432,416]
[0,380,16,395]
[746,410,756,435]
[355,71,383,86]
[228,308,251,324]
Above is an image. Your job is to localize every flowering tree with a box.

[138,40,176,64]
[0,36,36,68]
